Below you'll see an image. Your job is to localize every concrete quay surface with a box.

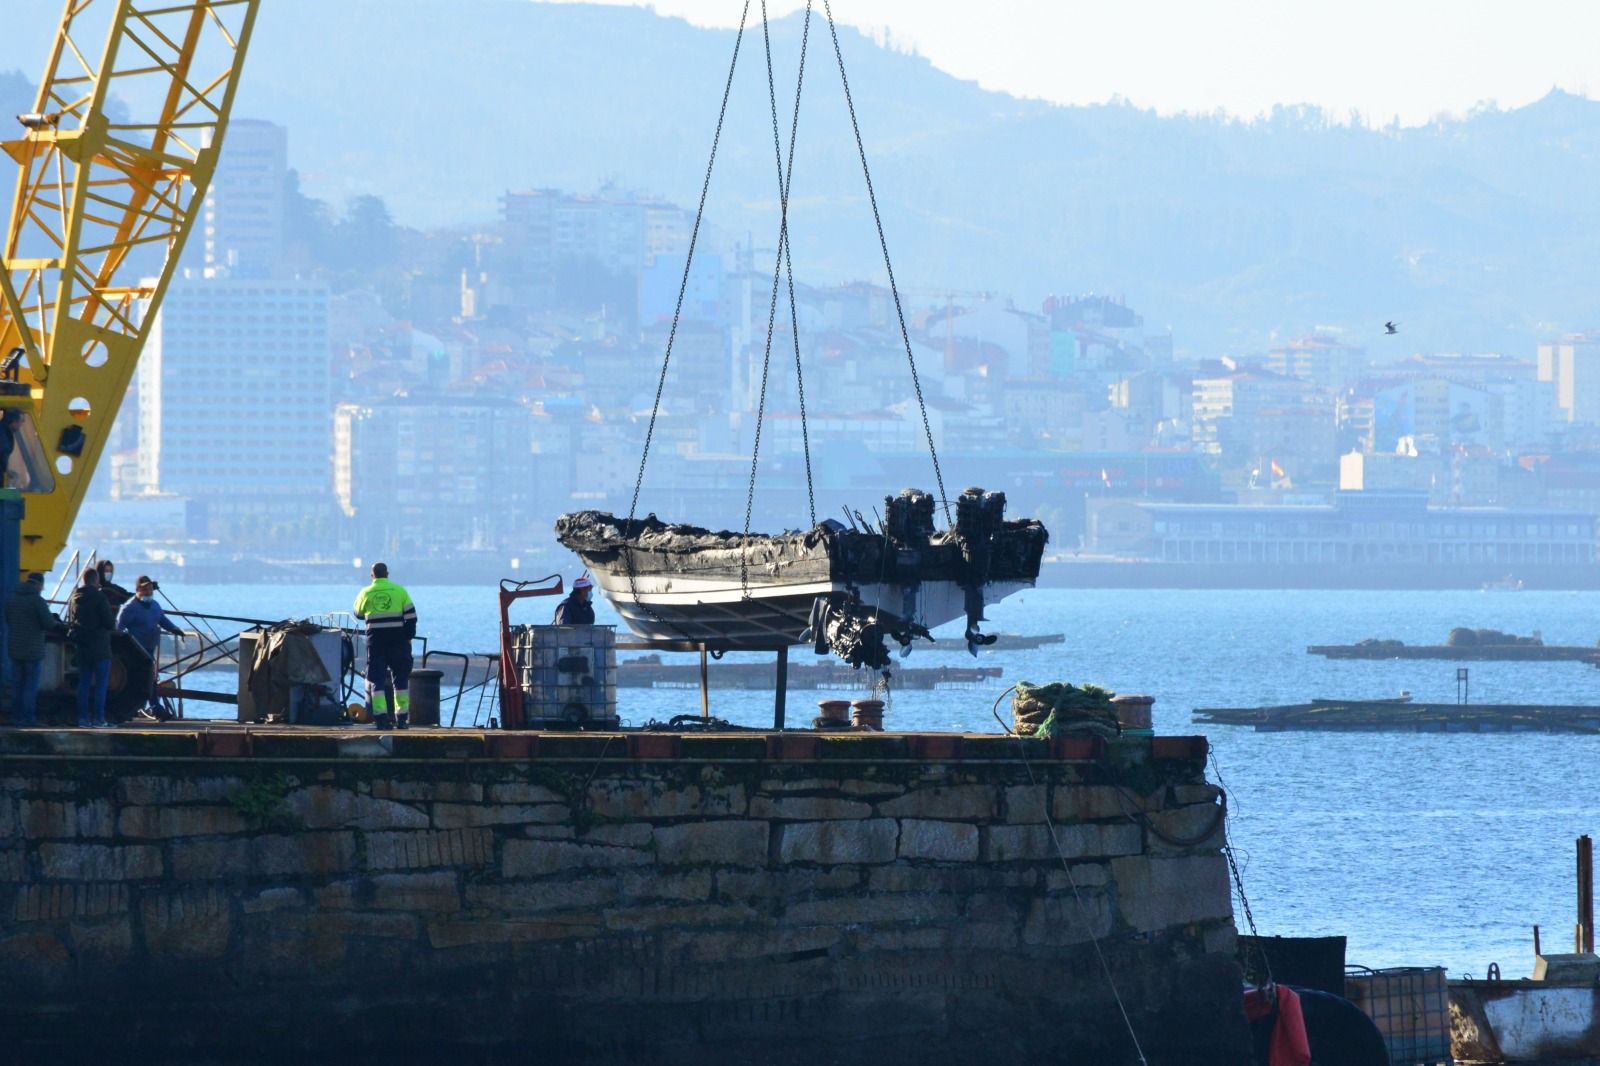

[0,726,1249,1064]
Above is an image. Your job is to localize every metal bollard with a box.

[408,668,443,727]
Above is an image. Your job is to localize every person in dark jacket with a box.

[552,575,596,625]
[117,577,184,716]
[96,559,132,609]
[67,567,117,727]
[6,572,65,726]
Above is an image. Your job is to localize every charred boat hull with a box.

[556,487,1047,654]
[589,570,1034,646]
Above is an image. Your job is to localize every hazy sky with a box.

[573,0,1600,125]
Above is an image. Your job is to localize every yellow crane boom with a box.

[0,0,259,574]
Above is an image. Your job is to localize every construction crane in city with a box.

[0,0,259,575]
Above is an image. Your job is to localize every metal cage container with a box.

[507,624,618,727]
[1344,965,1451,1066]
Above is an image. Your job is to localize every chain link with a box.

[1224,841,1260,939]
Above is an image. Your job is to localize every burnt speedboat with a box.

[555,487,1047,665]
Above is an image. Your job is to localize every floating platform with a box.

[931,632,1064,651]
[617,657,1002,690]
[1308,642,1600,663]
[1194,700,1600,733]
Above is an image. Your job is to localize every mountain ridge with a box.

[5,3,1600,353]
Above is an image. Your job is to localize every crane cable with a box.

[626,0,748,525]
[742,0,815,597]
[821,0,950,524]
[630,0,950,618]
[622,0,751,642]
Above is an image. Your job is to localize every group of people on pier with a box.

[0,559,601,729]
[4,560,182,727]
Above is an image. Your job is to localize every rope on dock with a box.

[1001,683,1148,1066]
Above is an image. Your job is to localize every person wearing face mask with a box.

[66,566,116,727]
[115,577,185,718]
[96,559,132,609]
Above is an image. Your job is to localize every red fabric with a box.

[1242,986,1312,1066]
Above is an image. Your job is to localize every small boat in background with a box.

[1482,574,1524,591]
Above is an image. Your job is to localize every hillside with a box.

[5,2,1600,354]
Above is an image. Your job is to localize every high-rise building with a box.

[334,394,533,554]
[1265,334,1368,390]
[201,119,287,278]
[139,277,331,498]
[501,189,690,280]
[1537,331,1600,424]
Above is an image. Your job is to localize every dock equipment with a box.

[2,1,260,575]
[495,575,566,729]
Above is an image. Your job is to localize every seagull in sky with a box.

[1384,321,1399,335]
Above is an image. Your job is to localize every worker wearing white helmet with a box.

[553,575,596,625]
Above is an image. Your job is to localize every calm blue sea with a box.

[158,583,1600,977]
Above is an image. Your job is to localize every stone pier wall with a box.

[0,730,1248,1064]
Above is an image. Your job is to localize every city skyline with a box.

[12,4,1600,587]
[53,108,1600,593]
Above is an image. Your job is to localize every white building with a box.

[1538,332,1600,425]
[201,119,287,279]
[334,394,533,554]
[139,277,331,498]
[501,190,690,278]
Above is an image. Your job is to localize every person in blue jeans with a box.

[66,567,116,727]
[5,572,65,725]
[116,577,185,717]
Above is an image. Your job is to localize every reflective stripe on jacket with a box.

[353,578,417,638]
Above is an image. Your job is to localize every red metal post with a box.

[496,575,564,730]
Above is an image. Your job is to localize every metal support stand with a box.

[1456,667,1469,706]
[1578,834,1594,954]
[774,646,788,730]
[699,644,710,721]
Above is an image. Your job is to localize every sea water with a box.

[156,582,1600,976]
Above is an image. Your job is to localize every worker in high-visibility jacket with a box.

[353,562,418,730]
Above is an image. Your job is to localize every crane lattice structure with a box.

[0,0,259,573]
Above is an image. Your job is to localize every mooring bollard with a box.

[409,668,443,727]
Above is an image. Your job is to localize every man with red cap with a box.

[552,575,596,625]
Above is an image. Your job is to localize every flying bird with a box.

[1384,321,1399,335]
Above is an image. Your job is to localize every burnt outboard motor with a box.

[953,486,1006,655]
